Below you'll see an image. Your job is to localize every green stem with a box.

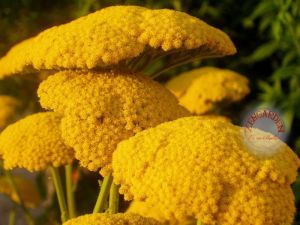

[8,205,16,225]
[5,170,35,225]
[50,167,69,223]
[93,173,113,213]
[109,183,119,214]
[172,0,182,11]
[283,109,294,133]
[197,220,204,225]
[65,164,76,218]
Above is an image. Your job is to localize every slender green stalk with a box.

[108,183,119,214]
[197,220,204,225]
[4,170,35,225]
[283,110,294,133]
[50,167,69,223]
[8,205,16,225]
[93,173,113,213]
[65,164,76,218]
[172,0,182,11]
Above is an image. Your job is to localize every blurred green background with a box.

[0,0,299,224]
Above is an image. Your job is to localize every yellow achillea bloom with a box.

[0,175,41,208]
[0,6,235,77]
[128,201,158,220]
[63,213,162,225]
[166,67,250,114]
[128,201,195,225]
[0,95,19,130]
[0,38,35,77]
[0,112,74,171]
[113,117,300,225]
[38,70,190,175]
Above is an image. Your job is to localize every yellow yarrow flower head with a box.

[0,95,20,130]
[128,201,195,225]
[0,6,235,78]
[166,67,250,114]
[0,112,74,171]
[0,175,41,208]
[0,38,35,77]
[113,116,300,225]
[38,70,190,175]
[63,213,162,225]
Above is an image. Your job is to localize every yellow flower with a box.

[0,95,20,130]
[128,201,195,225]
[166,67,250,114]
[0,175,41,208]
[0,38,35,78]
[38,70,190,175]
[0,6,235,78]
[113,116,300,225]
[0,112,74,171]
[63,213,162,225]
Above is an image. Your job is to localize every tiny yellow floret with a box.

[0,112,74,171]
[166,67,250,114]
[113,116,300,225]
[63,213,162,225]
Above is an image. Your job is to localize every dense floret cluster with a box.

[113,116,300,225]
[128,201,199,225]
[38,70,190,174]
[166,67,250,114]
[63,213,163,225]
[0,6,236,77]
[0,112,74,171]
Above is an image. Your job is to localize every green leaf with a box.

[248,1,275,20]
[258,16,273,32]
[271,20,282,40]
[272,66,300,79]
[293,175,300,203]
[291,0,300,16]
[289,76,300,92]
[295,137,300,155]
[273,78,283,97]
[245,41,279,63]
[282,51,297,66]
[258,80,279,102]
[281,108,295,132]
[258,80,273,93]
[285,0,293,9]
[278,11,293,24]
